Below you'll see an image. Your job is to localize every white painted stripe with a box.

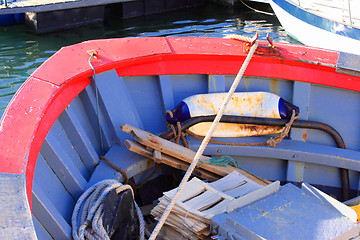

[270,1,360,55]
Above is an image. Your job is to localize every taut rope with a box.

[148,35,259,240]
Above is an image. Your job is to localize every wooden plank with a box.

[201,139,360,172]
[121,124,270,185]
[158,75,175,113]
[49,119,90,180]
[33,154,75,223]
[94,71,144,145]
[185,190,223,212]
[41,134,87,200]
[152,171,268,238]
[32,216,53,240]
[58,101,100,173]
[80,84,112,153]
[153,150,162,163]
[124,140,219,181]
[70,94,102,155]
[32,183,72,239]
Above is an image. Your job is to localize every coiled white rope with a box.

[148,36,259,240]
[72,179,145,240]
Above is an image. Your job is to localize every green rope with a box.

[198,155,269,184]
[198,155,239,168]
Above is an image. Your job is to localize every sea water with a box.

[0,3,297,118]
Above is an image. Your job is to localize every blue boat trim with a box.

[0,13,24,26]
[166,101,190,123]
[272,0,360,41]
[278,97,299,119]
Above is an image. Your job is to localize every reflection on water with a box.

[0,3,296,117]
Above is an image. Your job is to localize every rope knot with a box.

[266,137,276,148]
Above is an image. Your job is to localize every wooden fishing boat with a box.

[1,36,360,239]
[269,0,360,55]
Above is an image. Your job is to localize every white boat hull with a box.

[270,0,360,55]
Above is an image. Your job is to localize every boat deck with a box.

[0,0,133,15]
[288,0,360,28]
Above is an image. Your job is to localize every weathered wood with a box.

[0,173,37,239]
[124,140,219,181]
[153,150,162,164]
[121,124,270,185]
[151,171,266,239]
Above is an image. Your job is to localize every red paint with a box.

[0,37,359,208]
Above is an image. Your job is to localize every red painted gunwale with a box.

[0,37,359,207]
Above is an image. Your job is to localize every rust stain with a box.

[244,76,249,91]
[149,138,159,145]
[190,122,283,137]
[302,130,307,142]
[146,160,152,169]
[269,109,279,118]
[270,78,279,96]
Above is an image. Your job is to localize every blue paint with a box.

[158,75,175,113]
[81,82,112,152]
[0,13,24,26]
[33,154,75,224]
[95,71,143,145]
[124,75,167,134]
[32,184,72,239]
[212,184,358,240]
[273,0,360,40]
[41,135,87,200]
[58,108,99,173]
[278,98,299,119]
[32,216,53,240]
[27,71,360,238]
[73,93,103,155]
[208,75,225,93]
[166,101,190,123]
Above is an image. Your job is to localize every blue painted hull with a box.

[0,13,24,26]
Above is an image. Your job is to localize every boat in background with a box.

[269,0,360,55]
[0,0,205,32]
[2,36,360,238]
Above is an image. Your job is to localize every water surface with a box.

[0,3,296,117]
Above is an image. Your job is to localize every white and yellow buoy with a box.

[166,92,299,137]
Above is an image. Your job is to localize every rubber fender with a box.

[166,92,299,123]
[166,92,299,137]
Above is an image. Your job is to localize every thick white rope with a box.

[72,179,145,240]
[224,34,253,42]
[148,39,259,240]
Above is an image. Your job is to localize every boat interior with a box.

[32,71,360,239]
[2,37,359,239]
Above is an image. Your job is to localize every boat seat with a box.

[86,144,156,188]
